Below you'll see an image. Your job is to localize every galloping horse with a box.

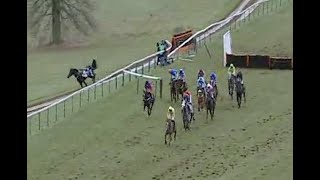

[197,88,206,112]
[143,90,155,116]
[235,78,246,108]
[175,79,187,101]
[170,79,177,102]
[67,59,97,88]
[181,99,192,131]
[164,119,177,146]
[228,74,236,99]
[206,91,216,120]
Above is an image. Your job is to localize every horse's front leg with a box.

[92,75,96,83]
[243,90,246,103]
[83,80,88,87]
[164,134,167,145]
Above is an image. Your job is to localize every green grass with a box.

[27,1,293,179]
[27,0,242,105]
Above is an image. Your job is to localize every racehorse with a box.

[67,59,97,88]
[197,88,206,112]
[235,78,246,108]
[143,90,155,116]
[181,99,192,131]
[228,74,236,99]
[164,119,177,146]
[170,80,177,102]
[175,79,188,101]
[206,91,216,120]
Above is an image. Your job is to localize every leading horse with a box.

[164,119,177,146]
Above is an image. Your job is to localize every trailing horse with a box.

[181,99,192,131]
[206,91,216,120]
[197,88,205,112]
[228,74,236,99]
[170,80,177,102]
[67,59,97,88]
[143,90,155,116]
[164,119,177,146]
[235,78,246,108]
[175,79,187,101]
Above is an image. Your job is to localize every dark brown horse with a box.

[164,119,177,146]
[197,88,206,112]
[175,79,187,101]
[170,80,177,102]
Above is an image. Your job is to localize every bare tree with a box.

[28,0,96,45]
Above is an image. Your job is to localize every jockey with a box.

[178,69,186,82]
[183,89,195,121]
[210,72,217,87]
[228,63,236,80]
[83,66,93,77]
[206,83,214,98]
[166,106,176,126]
[197,69,205,78]
[168,68,178,82]
[183,90,192,104]
[197,76,206,90]
[144,80,153,94]
[236,71,244,85]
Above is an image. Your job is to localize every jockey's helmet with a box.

[168,69,172,73]
[179,69,184,72]
[168,106,174,112]
[207,83,212,88]
[230,64,234,68]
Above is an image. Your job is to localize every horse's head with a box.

[67,68,79,78]
[198,88,204,97]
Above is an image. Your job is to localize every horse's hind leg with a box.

[237,96,241,108]
[174,130,177,140]
[206,108,209,119]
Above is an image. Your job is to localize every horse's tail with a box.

[92,59,97,69]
